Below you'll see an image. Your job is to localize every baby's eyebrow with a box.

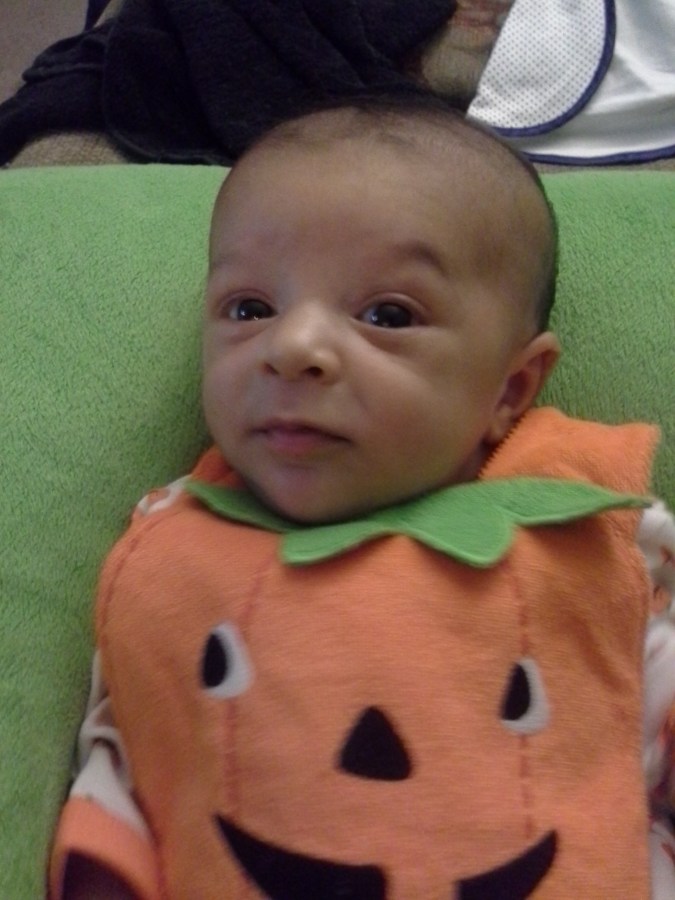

[208,240,449,279]
[386,240,449,278]
[207,247,253,278]
[209,247,241,267]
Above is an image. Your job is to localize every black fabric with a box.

[0,0,456,166]
[501,663,532,721]
[0,27,109,165]
[218,817,387,899]
[339,706,412,781]
[459,831,557,900]
[86,0,114,29]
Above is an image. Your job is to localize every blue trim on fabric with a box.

[523,142,675,167]
[493,0,616,138]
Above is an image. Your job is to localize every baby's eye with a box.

[360,302,414,329]
[227,297,274,321]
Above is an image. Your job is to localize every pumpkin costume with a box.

[51,407,675,899]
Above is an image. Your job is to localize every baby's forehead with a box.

[214,127,543,273]
[221,134,502,231]
[222,110,542,218]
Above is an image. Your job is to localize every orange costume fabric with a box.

[51,408,659,899]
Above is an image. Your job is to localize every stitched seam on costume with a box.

[226,547,280,831]
[509,553,536,842]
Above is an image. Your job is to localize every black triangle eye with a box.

[500,659,549,735]
[201,623,253,698]
[339,707,412,781]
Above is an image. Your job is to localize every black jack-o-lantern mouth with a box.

[216,816,557,900]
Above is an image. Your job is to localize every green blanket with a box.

[1,165,673,897]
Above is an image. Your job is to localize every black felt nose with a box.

[339,706,412,781]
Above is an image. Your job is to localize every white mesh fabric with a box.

[469,0,609,132]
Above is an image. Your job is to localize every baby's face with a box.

[203,140,533,522]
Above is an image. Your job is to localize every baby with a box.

[51,94,675,899]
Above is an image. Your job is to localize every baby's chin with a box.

[243,479,370,525]
[242,476,458,526]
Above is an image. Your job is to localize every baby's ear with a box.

[486,332,560,445]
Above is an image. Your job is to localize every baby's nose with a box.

[262,305,341,383]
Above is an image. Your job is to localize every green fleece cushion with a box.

[1,165,673,897]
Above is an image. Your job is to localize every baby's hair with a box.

[238,89,559,333]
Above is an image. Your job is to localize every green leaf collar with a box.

[184,478,649,568]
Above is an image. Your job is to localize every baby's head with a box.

[203,93,560,523]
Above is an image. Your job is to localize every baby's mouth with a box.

[255,420,348,458]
